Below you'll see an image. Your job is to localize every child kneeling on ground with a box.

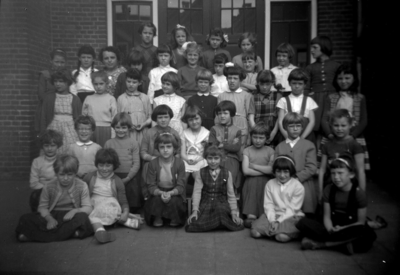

[16,155,93,242]
[251,155,305,242]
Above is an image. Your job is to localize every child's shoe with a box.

[17,234,29,242]
[169,220,180,227]
[301,237,319,250]
[124,217,141,230]
[345,242,355,255]
[244,218,256,229]
[153,217,163,227]
[95,230,116,244]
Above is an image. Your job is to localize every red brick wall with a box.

[317,0,356,63]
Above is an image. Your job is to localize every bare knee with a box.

[251,229,262,238]
[275,233,291,243]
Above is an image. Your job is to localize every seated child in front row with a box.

[251,155,305,243]
[209,100,242,191]
[242,123,275,228]
[144,133,186,227]
[30,129,63,212]
[275,112,317,215]
[16,155,93,242]
[296,156,376,254]
[83,148,137,244]
[105,113,141,212]
[186,145,244,232]
[140,105,181,200]
[67,115,101,179]
[185,69,218,130]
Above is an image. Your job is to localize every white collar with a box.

[286,137,300,148]
[162,93,176,97]
[227,88,243,94]
[197,92,210,96]
[77,141,93,146]
[279,178,293,192]
[79,67,92,73]
[289,93,304,99]
[277,64,295,70]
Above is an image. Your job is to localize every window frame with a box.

[264,0,317,67]
[107,0,159,47]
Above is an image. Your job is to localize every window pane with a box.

[167,9,180,32]
[271,4,283,21]
[244,9,255,32]
[191,0,203,8]
[128,5,138,20]
[233,0,243,8]
[284,3,308,20]
[168,0,179,8]
[180,9,191,31]
[221,0,232,8]
[140,5,151,21]
[244,0,255,8]
[180,0,190,8]
[221,9,232,33]
[232,9,243,34]
[115,4,124,21]
[191,10,203,34]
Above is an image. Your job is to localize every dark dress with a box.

[186,94,218,130]
[186,167,244,232]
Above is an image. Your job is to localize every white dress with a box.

[182,127,209,172]
[154,93,186,136]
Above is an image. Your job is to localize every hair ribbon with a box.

[223,34,229,42]
[225,62,234,67]
[176,24,186,29]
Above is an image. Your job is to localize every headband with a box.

[333,157,350,168]
[274,156,295,167]
[176,24,185,29]
[160,132,173,136]
[225,62,234,68]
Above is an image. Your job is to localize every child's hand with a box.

[161,192,171,203]
[332,225,343,232]
[118,211,129,224]
[269,221,279,233]
[232,215,243,225]
[46,217,58,230]
[218,143,224,149]
[187,211,198,224]
[63,209,77,221]
[232,138,239,144]
[136,124,144,131]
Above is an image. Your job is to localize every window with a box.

[167,0,203,34]
[221,0,257,34]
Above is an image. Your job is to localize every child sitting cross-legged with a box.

[251,155,305,243]
[186,145,244,232]
[83,148,139,244]
[16,155,94,242]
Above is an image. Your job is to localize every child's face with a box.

[258,82,273,94]
[243,59,256,73]
[54,79,69,94]
[130,63,143,72]
[51,55,66,70]
[114,123,129,139]
[158,143,174,159]
[97,163,114,178]
[158,53,171,67]
[156,114,171,128]
[175,30,187,47]
[331,167,354,190]
[43,142,58,158]
[214,63,225,76]
[206,155,221,170]
[76,123,93,143]
[209,35,222,49]
[275,169,291,184]
[331,117,351,139]
[102,51,118,71]
[92,77,107,94]
[277,52,290,67]
[187,114,202,131]
[251,134,267,148]
[311,44,323,59]
[57,169,76,188]
[217,110,232,125]
[240,38,253,53]
[187,52,199,66]
[227,75,241,91]
[126,77,141,93]
[162,81,175,94]
[337,72,354,91]
[141,26,155,45]
[79,54,94,70]
[286,123,303,140]
[289,80,305,96]
[197,80,211,93]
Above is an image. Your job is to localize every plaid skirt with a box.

[15,211,93,242]
[144,191,186,226]
[185,195,244,232]
[251,214,301,239]
[317,136,370,170]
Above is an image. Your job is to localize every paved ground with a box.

[0,179,399,275]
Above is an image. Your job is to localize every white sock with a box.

[95,228,105,233]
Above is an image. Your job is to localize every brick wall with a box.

[317,0,356,63]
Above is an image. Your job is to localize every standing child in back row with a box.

[169,24,194,70]
[210,53,229,98]
[271,43,297,97]
[202,28,231,73]
[133,22,158,77]
[232,32,263,73]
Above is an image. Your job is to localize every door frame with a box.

[106,0,159,47]
[264,0,317,67]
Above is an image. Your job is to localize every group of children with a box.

[17,22,379,255]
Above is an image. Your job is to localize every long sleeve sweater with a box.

[29,155,57,190]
